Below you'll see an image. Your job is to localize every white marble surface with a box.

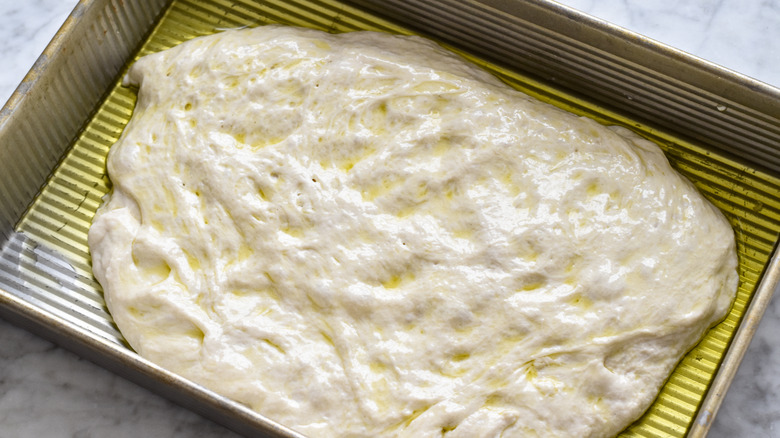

[0,0,778,437]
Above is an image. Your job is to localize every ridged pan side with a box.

[1,1,778,437]
[0,0,169,241]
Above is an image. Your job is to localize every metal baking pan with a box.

[1,0,778,436]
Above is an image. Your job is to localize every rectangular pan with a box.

[1,0,778,436]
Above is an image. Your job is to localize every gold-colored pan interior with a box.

[1,1,779,437]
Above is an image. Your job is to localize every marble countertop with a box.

[1,1,778,437]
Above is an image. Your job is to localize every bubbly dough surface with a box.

[88,26,738,438]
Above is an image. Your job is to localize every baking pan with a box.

[1,0,778,437]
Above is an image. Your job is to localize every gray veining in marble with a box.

[0,0,77,106]
[0,0,778,436]
[0,318,239,438]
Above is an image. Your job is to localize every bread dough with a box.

[88,25,738,438]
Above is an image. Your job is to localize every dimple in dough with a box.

[88,25,738,438]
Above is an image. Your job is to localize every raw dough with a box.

[88,25,738,438]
